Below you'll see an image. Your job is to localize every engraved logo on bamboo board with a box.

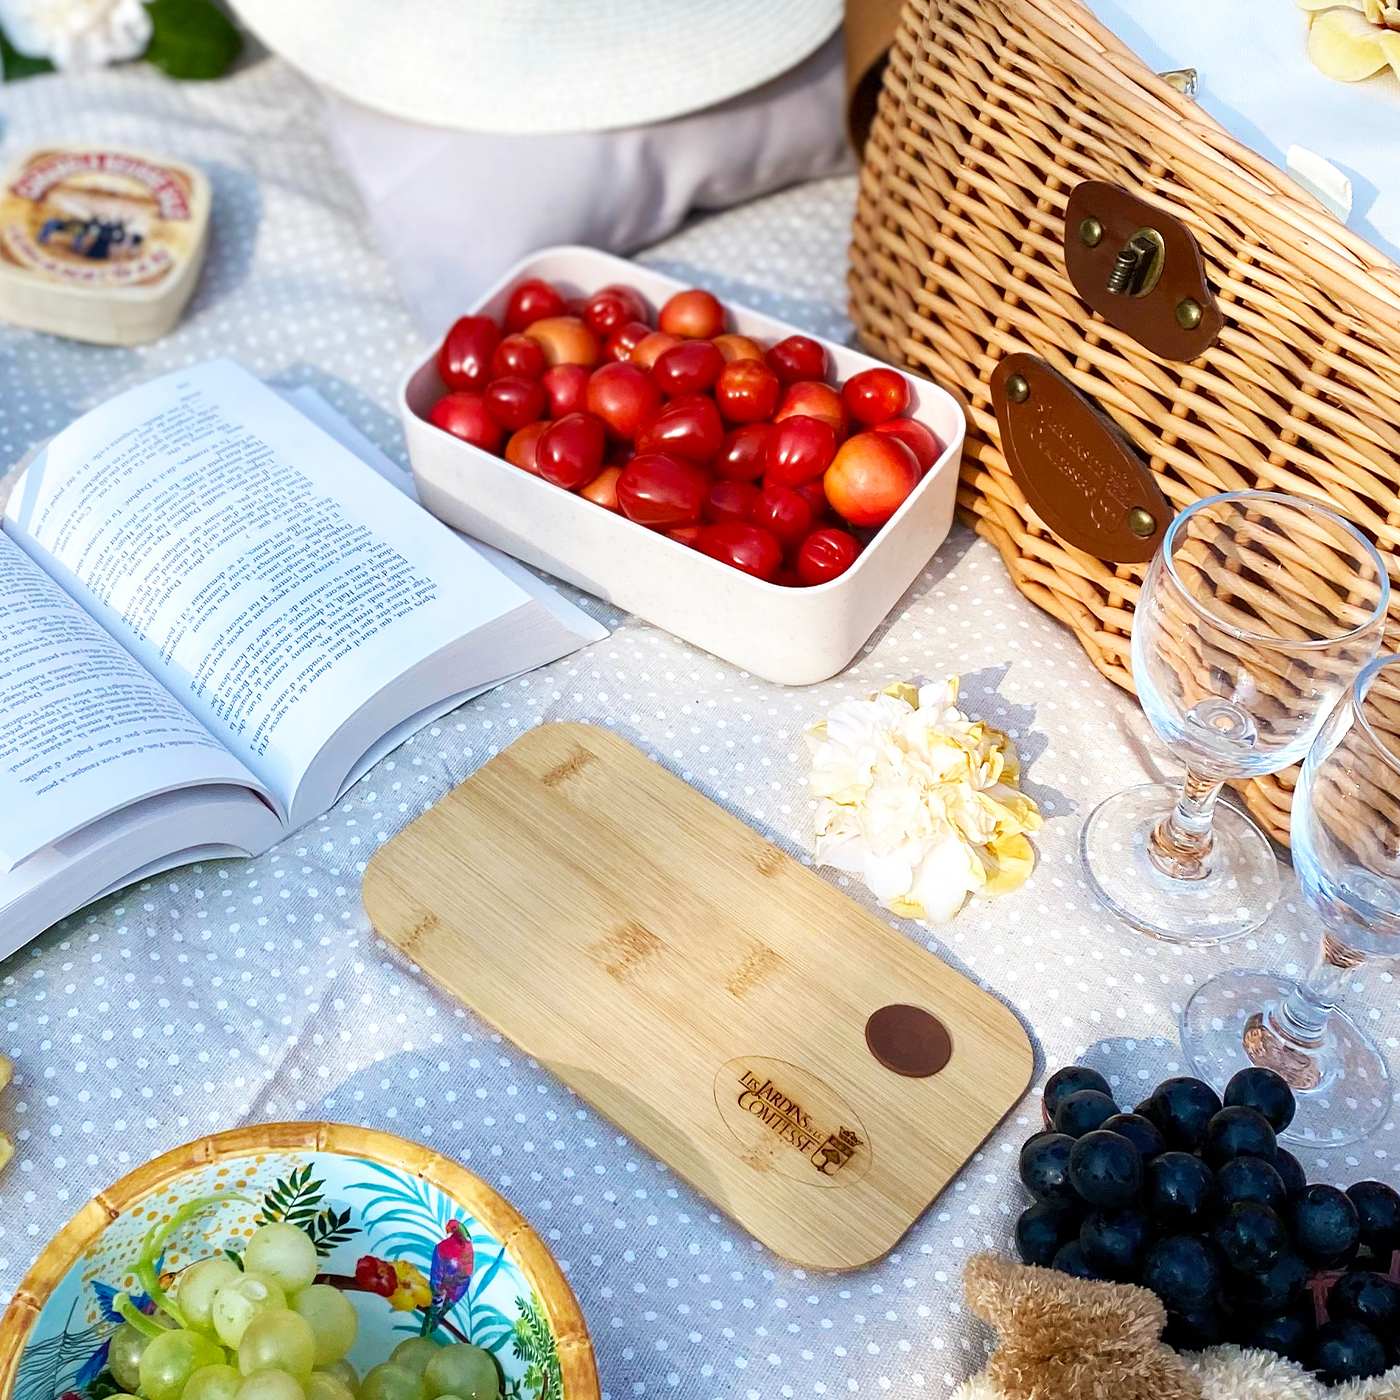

[992,353,1171,564]
[713,1056,872,1188]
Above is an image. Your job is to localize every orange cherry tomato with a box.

[580,465,623,511]
[524,315,601,368]
[659,288,726,339]
[823,432,920,527]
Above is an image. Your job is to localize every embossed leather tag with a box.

[992,353,1171,563]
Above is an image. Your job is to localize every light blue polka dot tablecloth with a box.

[2,56,1398,1400]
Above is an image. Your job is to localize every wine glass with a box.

[1081,491,1389,945]
[1182,654,1400,1146]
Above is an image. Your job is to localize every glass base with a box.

[1080,782,1280,946]
[1182,970,1391,1147]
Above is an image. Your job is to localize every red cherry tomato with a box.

[765,334,826,385]
[541,363,591,417]
[795,527,860,585]
[484,375,548,431]
[714,359,780,424]
[712,333,764,363]
[491,333,547,381]
[582,285,648,337]
[704,479,760,525]
[794,478,829,521]
[523,315,600,368]
[504,278,567,332]
[536,411,607,490]
[841,367,911,427]
[715,424,773,482]
[616,453,709,529]
[504,421,549,474]
[696,523,783,581]
[604,319,653,363]
[764,415,838,487]
[668,525,704,547]
[774,380,847,436]
[749,484,814,550]
[436,315,501,392]
[631,330,682,370]
[580,465,623,511]
[636,394,724,466]
[652,341,723,397]
[585,362,660,441]
[824,432,920,527]
[872,417,943,474]
[659,288,726,339]
[428,392,502,452]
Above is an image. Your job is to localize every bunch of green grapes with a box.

[104,1214,501,1400]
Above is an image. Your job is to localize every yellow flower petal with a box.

[982,833,1036,896]
[1308,7,1392,78]
[881,681,920,709]
[887,895,928,919]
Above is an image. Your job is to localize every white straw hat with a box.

[228,0,845,135]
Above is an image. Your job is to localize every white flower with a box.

[0,0,152,72]
[805,678,1042,923]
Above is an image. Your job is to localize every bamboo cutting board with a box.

[363,723,1034,1271]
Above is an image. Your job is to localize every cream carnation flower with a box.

[0,0,152,72]
[805,678,1042,923]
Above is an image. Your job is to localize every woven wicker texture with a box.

[848,0,1400,843]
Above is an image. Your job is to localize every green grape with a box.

[389,1338,441,1377]
[316,1360,359,1393]
[243,1223,319,1293]
[237,1308,316,1378]
[138,1328,226,1400]
[359,1363,425,1400]
[212,1273,288,1349]
[305,1373,356,1400]
[422,1346,499,1400]
[290,1284,357,1365]
[234,1373,306,1400]
[178,1258,244,1333]
[184,1364,244,1400]
[109,1321,167,1392]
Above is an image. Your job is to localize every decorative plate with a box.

[0,1124,598,1400]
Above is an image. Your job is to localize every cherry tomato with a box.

[436,315,501,392]
[541,363,591,417]
[824,432,920,527]
[636,394,724,466]
[484,375,548,431]
[491,333,547,380]
[715,424,773,482]
[773,568,801,588]
[536,411,607,489]
[504,278,568,332]
[872,416,943,473]
[630,330,682,370]
[714,359,780,424]
[504,421,549,474]
[582,285,648,337]
[659,288,726,339]
[524,315,600,368]
[764,415,838,487]
[794,478,829,520]
[765,334,826,385]
[585,362,660,441]
[712,333,764,363]
[696,523,783,581]
[796,527,860,585]
[774,380,847,436]
[841,367,910,427]
[750,484,814,550]
[580,465,623,511]
[668,525,704,547]
[652,341,723,397]
[428,391,502,452]
[604,319,653,363]
[616,452,709,529]
[705,479,760,525]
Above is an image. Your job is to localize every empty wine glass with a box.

[1081,491,1389,945]
[1182,654,1400,1146]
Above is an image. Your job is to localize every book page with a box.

[0,534,265,870]
[4,360,533,813]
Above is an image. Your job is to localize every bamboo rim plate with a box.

[0,1122,598,1400]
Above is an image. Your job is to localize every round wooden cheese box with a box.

[0,144,210,345]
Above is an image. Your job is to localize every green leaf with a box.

[1,29,54,80]
[143,0,241,80]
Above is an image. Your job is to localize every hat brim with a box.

[228,0,844,135]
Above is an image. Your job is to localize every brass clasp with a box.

[1104,228,1166,298]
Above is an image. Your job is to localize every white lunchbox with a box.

[398,246,965,685]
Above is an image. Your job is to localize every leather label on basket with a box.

[993,353,1170,563]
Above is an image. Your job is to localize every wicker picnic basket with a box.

[848,0,1400,843]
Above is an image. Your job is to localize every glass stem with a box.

[1148,769,1224,880]
[1273,935,1359,1049]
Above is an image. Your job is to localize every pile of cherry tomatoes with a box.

[425,276,943,586]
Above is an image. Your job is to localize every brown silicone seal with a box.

[865,1003,953,1078]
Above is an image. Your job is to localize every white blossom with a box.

[0,0,151,72]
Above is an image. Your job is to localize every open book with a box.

[0,359,605,957]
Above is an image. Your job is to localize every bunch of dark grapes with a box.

[1015,1064,1400,1385]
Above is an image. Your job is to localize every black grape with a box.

[1015,1201,1080,1267]
[1231,1250,1308,1314]
[1238,1302,1313,1363]
[1163,1303,1228,1350]
[1068,1130,1142,1208]
[1328,1271,1400,1336]
[1101,1112,1165,1162]
[1018,1132,1077,1205]
[1212,1202,1286,1274]
[1292,1184,1361,1267]
[1043,1065,1113,1121]
[1273,1148,1307,1199]
[1140,1235,1220,1311]
[1215,1157,1286,1213]
[1223,1066,1296,1133]
[1347,1180,1400,1258]
[1311,1320,1388,1384]
[1145,1151,1215,1229]
[1052,1240,1099,1279]
[1053,1089,1119,1138]
[1079,1208,1151,1280]
[1147,1077,1221,1151]
[1202,1105,1277,1166]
